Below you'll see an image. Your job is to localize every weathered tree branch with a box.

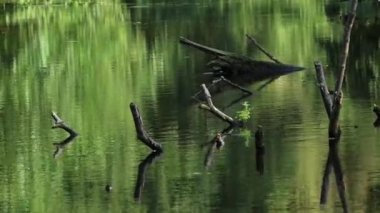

[334,0,358,94]
[328,93,343,139]
[246,34,282,64]
[314,62,333,118]
[199,84,240,126]
[314,0,357,138]
[51,112,78,136]
[51,112,78,159]
[130,103,163,152]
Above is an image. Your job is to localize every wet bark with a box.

[130,103,163,152]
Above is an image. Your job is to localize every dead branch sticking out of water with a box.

[198,84,241,127]
[51,112,78,136]
[130,103,163,152]
[51,112,78,158]
[134,150,162,202]
[314,0,357,138]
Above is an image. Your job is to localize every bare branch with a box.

[246,34,282,64]
[130,103,163,152]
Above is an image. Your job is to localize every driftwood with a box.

[198,84,241,126]
[180,37,304,82]
[51,112,78,158]
[130,103,163,152]
[320,139,348,213]
[314,0,357,138]
[134,150,162,202]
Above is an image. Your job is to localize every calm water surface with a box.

[0,1,380,212]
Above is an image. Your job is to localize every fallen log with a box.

[130,103,163,152]
[180,37,304,82]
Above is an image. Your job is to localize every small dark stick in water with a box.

[255,125,264,149]
[105,184,112,192]
[373,104,380,118]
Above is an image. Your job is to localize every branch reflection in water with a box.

[204,125,234,169]
[133,150,162,202]
[53,134,77,159]
[320,138,348,213]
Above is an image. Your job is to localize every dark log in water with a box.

[130,103,163,152]
[179,37,304,82]
[134,150,162,202]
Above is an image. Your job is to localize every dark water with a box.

[0,1,379,212]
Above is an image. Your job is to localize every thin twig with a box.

[220,76,252,95]
[334,0,358,94]
[246,34,282,64]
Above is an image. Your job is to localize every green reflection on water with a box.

[0,1,379,212]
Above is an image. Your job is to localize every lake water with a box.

[0,1,379,212]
